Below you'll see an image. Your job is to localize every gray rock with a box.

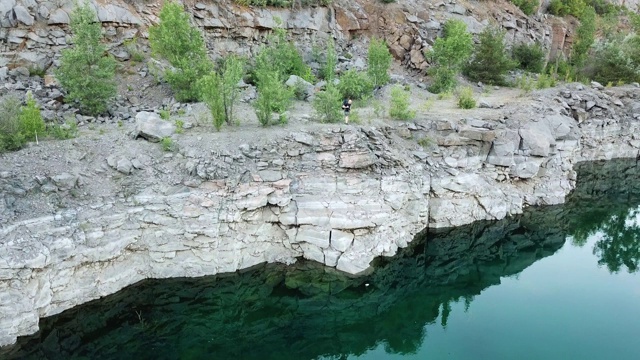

[339,151,376,169]
[13,5,34,25]
[510,160,541,179]
[134,112,175,142]
[585,100,596,111]
[96,4,142,25]
[285,75,314,100]
[590,81,604,90]
[48,9,70,24]
[519,125,553,157]
[331,229,354,252]
[51,173,77,190]
[116,158,133,175]
[258,170,282,182]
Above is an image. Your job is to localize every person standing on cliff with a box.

[342,98,352,124]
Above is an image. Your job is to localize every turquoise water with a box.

[3,160,640,360]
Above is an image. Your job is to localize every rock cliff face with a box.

[1,0,576,76]
[1,0,640,350]
[1,82,639,347]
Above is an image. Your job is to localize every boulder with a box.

[519,123,554,157]
[51,173,77,190]
[48,9,70,24]
[134,112,175,142]
[285,75,315,100]
[13,5,34,26]
[339,151,376,169]
[510,160,542,179]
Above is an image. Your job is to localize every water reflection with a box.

[2,160,640,360]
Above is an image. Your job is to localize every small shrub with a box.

[161,137,175,152]
[548,0,587,17]
[293,79,308,100]
[426,20,473,93]
[417,137,433,148]
[255,70,293,126]
[536,73,557,88]
[419,98,435,112]
[19,92,46,142]
[159,109,170,120]
[198,54,245,129]
[149,1,211,102]
[0,95,25,152]
[389,85,415,120]
[515,74,535,93]
[456,87,476,109]
[571,6,596,67]
[56,1,117,115]
[372,100,386,118]
[428,66,458,94]
[313,84,343,123]
[513,42,546,73]
[464,27,516,85]
[29,66,46,78]
[175,119,184,134]
[322,38,337,82]
[367,37,393,88]
[587,34,640,84]
[253,26,314,84]
[337,69,374,100]
[48,120,78,140]
[510,0,538,15]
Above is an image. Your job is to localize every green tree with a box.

[426,20,473,93]
[254,69,293,126]
[464,27,516,85]
[337,69,374,100]
[322,38,338,81]
[198,72,225,130]
[513,42,546,73]
[149,1,211,102]
[198,55,245,130]
[367,37,393,88]
[313,84,343,123]
[571,6,596,67]
[389,85,415,120]
[0,95,25,152]
[588,34,640,84]
[18,92,46,142]
[56,2,116,115]
[254,26,314,83]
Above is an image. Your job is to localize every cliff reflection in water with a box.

[4,159,640,360]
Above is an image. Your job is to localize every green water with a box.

[3,160,640,360]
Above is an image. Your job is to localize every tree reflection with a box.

[592,206,640,273]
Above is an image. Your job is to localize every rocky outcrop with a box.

[1,83,639,347]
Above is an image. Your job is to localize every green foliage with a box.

[48,120,78,140]
[513,42,546,73]
[56,2,117,115]
[29,66,46,77]
[233,0,330,6]
[322,38,338,81]
[175,120,184,134]
[161,137,175,152]
[571,6,596,67]
[124,37,145,63]
[428,20,474,69]
[159,109,170,120]
[587,34,640,84]
[536,73,558,88]
[464,27,516,85]
[254,27,314,84]
[255,70,293,126]
[216,55,245,125]
[510,0,538,15]
[367,37,393,88]
[0,95,25,152]
[456,87,476,109]
[149,1,211,102]
[337,70,374,100]
[515,74,535,93]
[426,20,473,93]
[198,72,224,130]
[389,85,415,120]
[19,92,45,142]
[313,84,343,123]
[428,66,458,94]
[292,79,308,101]
[548,0,587,17]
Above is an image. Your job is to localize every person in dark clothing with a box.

[342,98,352,124]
